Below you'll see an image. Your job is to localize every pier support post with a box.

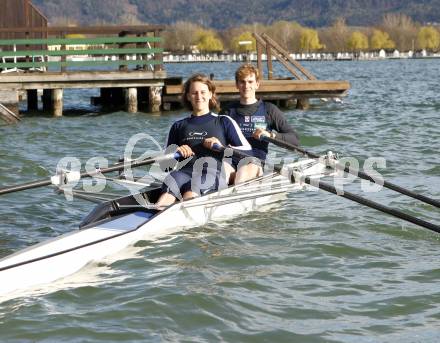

[52,89,63,117]
[125,88,138,113]
[148,86,162,113]
[27,90,38,111]
[296,98,310,110]
[162,102,171,111]
[284,99,296,109]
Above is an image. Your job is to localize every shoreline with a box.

[163,52,440,63]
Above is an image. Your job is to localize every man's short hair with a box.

[235,63,260,83]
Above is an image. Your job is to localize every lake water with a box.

[0,59,439,342]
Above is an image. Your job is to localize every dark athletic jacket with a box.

[165,112,251,168]
[220,100,299,160]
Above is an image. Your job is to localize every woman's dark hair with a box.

[182,73,219,111]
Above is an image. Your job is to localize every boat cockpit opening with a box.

[78,187,162,229]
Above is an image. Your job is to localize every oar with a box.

[261,136,440,209]
[212,144,440,234]
[0,152,179,196]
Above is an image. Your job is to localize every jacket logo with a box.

[251,116,266,123]
[189,131,208,137]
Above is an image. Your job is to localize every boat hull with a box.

[0,158,329,297]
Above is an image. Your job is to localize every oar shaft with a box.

[354,169,440,208]
[325,160,440,208]
[0,179,52,195]
[263,136,440,209]
[217,144,440,233]
[80,155,159,176]
[263,136,320,158]
[0,153,178,196]
[305,176,440,234]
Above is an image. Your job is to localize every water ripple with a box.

[0,59,440,342]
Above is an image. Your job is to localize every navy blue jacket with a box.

[221,100,299,160]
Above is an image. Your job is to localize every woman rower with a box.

[156,73,251,207]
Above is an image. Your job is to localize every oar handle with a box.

[212,143,223,151]
[211,143,256,161]
[261,135,320,159]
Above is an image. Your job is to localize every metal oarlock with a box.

[320,150,338,168]
[50,168,81,187]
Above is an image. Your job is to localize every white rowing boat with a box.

[0,156,334,297]
[2,133,440,299]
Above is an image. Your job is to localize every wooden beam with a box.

[262,33,317,80]
[266,42,273,80]
[0,103,20,123]
[0,70,167,91]
[253,32,318,81]
[165,80,350,95]
[0,70,166,83]
[268,48,304,80]
[256,40,263,78]
[0,25,165,34]
[0,81,165,91]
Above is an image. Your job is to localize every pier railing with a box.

[0,26,164,73]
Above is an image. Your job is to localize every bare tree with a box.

[163,21,203,52]
[118,3,141,25]
[319,17,351,52]
[381,13,418,51]
[266,21,302,51]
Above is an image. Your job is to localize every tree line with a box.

[162,14,440,54]
[37,0,440,32]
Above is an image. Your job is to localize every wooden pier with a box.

[162,33,350,111]
[0,22,350,123]
[163,79,349,110]
[0,24,166,122]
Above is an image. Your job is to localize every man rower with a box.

[220,63,300,183]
